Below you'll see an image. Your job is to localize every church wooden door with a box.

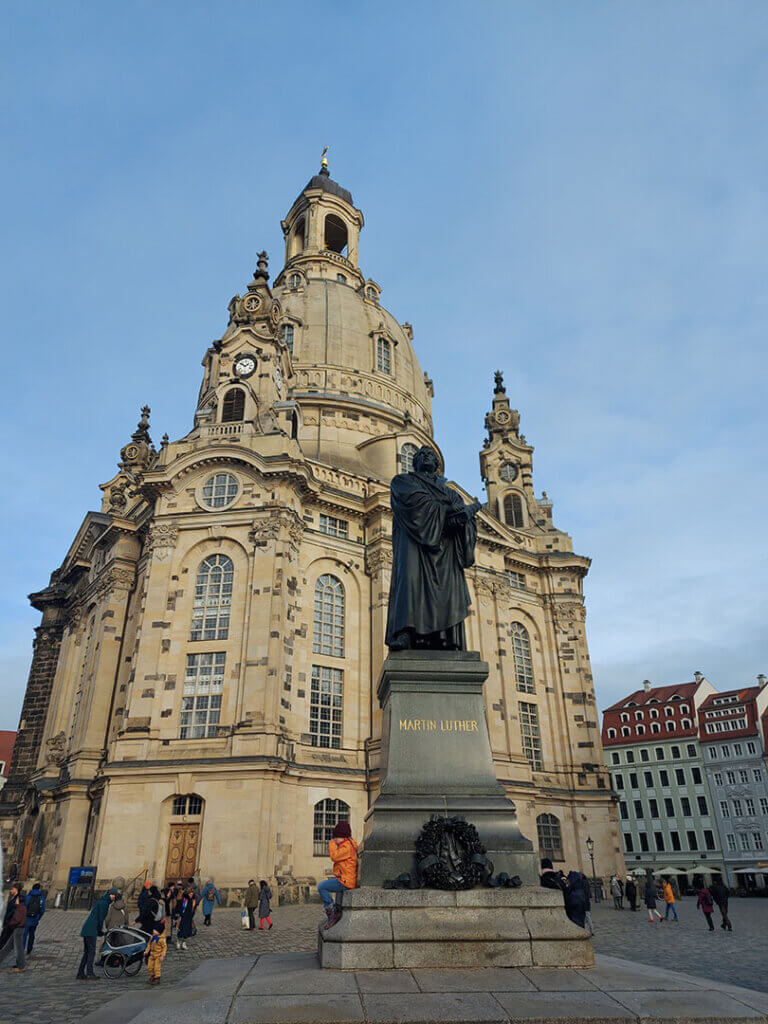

[19,835,34,882]
[165,824,199,883]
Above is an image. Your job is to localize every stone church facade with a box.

[1,163,622,893]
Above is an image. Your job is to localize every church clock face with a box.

[499,462,518,482]
[234,354,256,379]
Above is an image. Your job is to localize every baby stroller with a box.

[99,925,150,979]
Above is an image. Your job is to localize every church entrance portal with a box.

[165,824,199,883]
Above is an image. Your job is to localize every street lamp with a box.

[586,836,600,902]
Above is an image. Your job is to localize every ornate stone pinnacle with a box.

[131,405,152,442]
[494,370,505,395]
[254,251,269,280]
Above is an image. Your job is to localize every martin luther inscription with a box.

[398,718,480,732]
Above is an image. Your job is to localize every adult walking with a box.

[24,883,45,956]
[697,886,716,931]
[564,871,590,929]
[200,880,222,927]
[244,879,259,931]
[710,877,732,932]
[0,884,27,972]
[258,881,273,930]
[175,886,197,950]
[77,887,119,980]
[625,877,637,911]
[662,878,678,921]
[136,879,152,931]
[610,874,622,910]
[644,874,663,923]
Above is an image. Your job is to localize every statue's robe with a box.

[385,471,477,647]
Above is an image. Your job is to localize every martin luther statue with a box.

[386,446,482,651]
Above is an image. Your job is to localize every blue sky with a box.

[1,1,767,730]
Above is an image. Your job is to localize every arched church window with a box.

[280,323,294,357]
[313,798,350,856]
[310,665,344,749]
[324,214,348,255]
[503,492,525,528]
[376,337,392,374]
[289,273,302,290]
[313,575,345,657]
[400,443,418,473]
[172,794,203,817]
[180,652,225,739]
[222,387,245,423]
[510,622,535,693]
[536,813,563,861]
[290,217,305,257]
[190,555,234,641]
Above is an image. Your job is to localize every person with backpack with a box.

[23,883,45,956]
[0,884,27,972]
[200,880,222,927]
[697,885,716,931]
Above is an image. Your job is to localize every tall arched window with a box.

[400,443,418,473]
[376,337,392,374]
[510,622,534,693]
[313,798,350,856]
[190,555,234,640]
[222,387,245,422]
[313,575,345,657]
[324,214,348,254]
[503,492,525,528]
[280,323,294,357]
[537,813,563,861]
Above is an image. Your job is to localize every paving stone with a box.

[240,964,359,995]
[531,938,595,968]
[580,961,705,991]
[361,991,507,1023]
[229,994,365,1023]
[608,988,765,1020]
[355,970,420,993]
[126,996,231,1024]
[321,940,395,970]
[493,989,635,1020]
[412,968,535,992]
[520,967,599,990]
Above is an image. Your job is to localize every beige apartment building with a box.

[1,162,622,894]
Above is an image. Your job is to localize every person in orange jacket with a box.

[662,879,679,921]
[318,820,358,929]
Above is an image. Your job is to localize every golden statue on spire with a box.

[320,145,329,170]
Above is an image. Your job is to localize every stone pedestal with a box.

[318,887,594,969]
[360,650,536,886]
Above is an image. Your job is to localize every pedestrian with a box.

[23,883,45,957]
[258,880,273,930]
[175,887,197,950]
[610,874,622,910]
[539,858,566,897]
[163,881,180,940]
[709,877,732,932]
[105,893,126,931]
[644,875,663,923]
[0,884,27,972]
[200,880,222,927]
[662,878,678,922]
[697,886,715,931]
[136,879,152,927]
[244,879,259,931]
[77,887,119,980]
[625,877,637,911]
[144,921,167,985]
[564,871,590,929]
[318,820,358,929]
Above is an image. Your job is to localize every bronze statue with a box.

[386,446,481,650]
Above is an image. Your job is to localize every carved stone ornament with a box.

[250,511,304,549]
[45,731,68,766]
[108,481,128,511]
[147,522,179,562]
[365,546,393,575]
[94,565,137,601]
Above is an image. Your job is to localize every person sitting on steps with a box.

[318,821,358,929]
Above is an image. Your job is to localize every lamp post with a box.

[586,835,600,902]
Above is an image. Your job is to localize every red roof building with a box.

[602,675,715,748]
[0,731,16,787]
[698,683,768,746]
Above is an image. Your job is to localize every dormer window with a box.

[377,337,392,374]
[365,285,378,302]
[336,273,347,284]
[289,273,302,290]
[222,387,246,423]
[635,711,644,721]
[607,728,617,739]
[665,707,674,717]
[650,708,659,719]
[620,713,629,722]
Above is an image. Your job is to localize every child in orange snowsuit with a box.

[144,921,167,984]
[318,820,358,928]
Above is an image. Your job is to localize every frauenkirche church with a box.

[1,160,622,894]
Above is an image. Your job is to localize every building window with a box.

[620,713,629,723]
[635,711,644,721]
[650,708,659,719]
[675,768,685,785]
[697,795,708,815]
[629,772,638,789]
[639,832,649,852]
[760,798,768,816]
[691,767,702,784]
[747,741,756,755]
[201,472,239,509]
[720,800,730,818]
[503,493,525,528]
[739,769,748,784]
[664,797,674,815]
[654,832,664,851]
[519,701,542,771]
[681,718,692,729]
[607,728,617,739]
[732,799,743,815]
[665,721,676,732]
[664,707,674,717]
[611,752,620,765]
[634,799,643,817]
[651,722,661,734]
[687,744,696,757]
[671,745,680,758]
[318,514,348,539]
[687,830,698,851]
[614,774,624,790]
[754,832,764,851]
[172,794,203,817]
[511,623,535,693]
[336,273,347,284]
[536,813,563,861]
[626,750,635,763]
[313,798,349,856]
[280,323,294,356]
[365,285,377,302]
[506,571,527,590]
[642,770,653,787]
[713,771,723,785]
[376,337,392,374]
[190,555,233,641]
[222,387,246,423]
[180,653,225,739]
[636,725,646,735]
[726,833,737,852]
[681,797,691,816]
[623,833,634,852]
[655,748,664,760]
[726,770,736,784]
[670,831,681,850]
[309,665,343,748]
[500,462,518,482]
[289,273,301,289]
[619,801,628,819]
[745,798,755,816]
[621,726,630,737]
[640,748,649,761]
[740,833,751,852]
[708,747,718,759]
[400,443,418,473]
[721,745,730,757]
[659,769,669,786]
[649,798,659,818]
[753,769,763,783]
[313,575,345,657]
[704,829,716,851]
